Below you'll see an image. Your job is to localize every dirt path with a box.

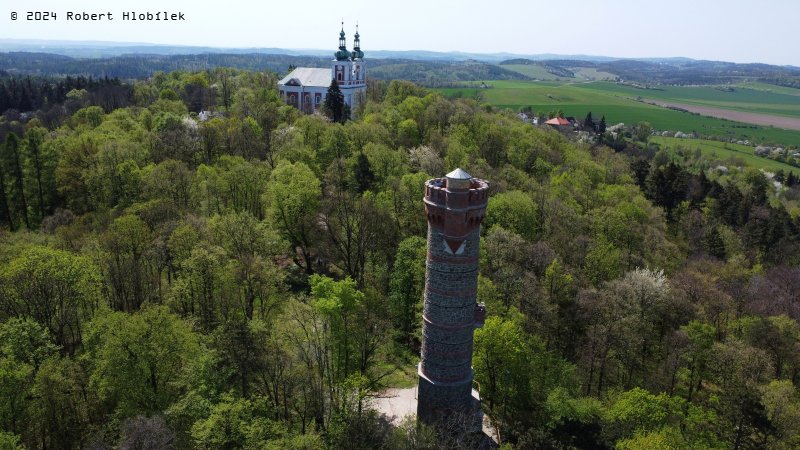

[641,99,800,131]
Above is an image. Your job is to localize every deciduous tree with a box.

[266,161,321,275]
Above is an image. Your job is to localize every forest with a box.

[0,53,526,87]
[0,67,799,449]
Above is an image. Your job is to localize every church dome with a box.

[335,48,352,61]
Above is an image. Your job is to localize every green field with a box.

[650,136,800,176]
[500,64,562,80]
[436,80,800,146]
[501,64,616,81]
[571,68,617,81]
[580,82,800,119]
[736,82,800,97]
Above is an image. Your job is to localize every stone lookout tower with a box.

[417,168,489,426]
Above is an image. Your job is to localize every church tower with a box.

[417,169,489,429]
[330,22,366,110]
[351,25,366,85]
[332,22,353,85]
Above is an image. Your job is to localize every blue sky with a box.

[2,0,798,65]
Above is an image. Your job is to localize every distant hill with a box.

[366,60,528,85]
[0,52,328,78]
[599,59,800,85]
[1,40,799,88]
[0,39,331,59]
[0,52,529,85]
[0,39,678,63]
[499,58,800,86]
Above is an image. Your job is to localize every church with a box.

[277,24,366,113]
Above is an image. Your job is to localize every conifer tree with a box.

[352,152,375,193]
[324,79,345,124]
[704,226,726,259]
[4,133,28,229]
[786,171,797,187]
[0,149,12,231]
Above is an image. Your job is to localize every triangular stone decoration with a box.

[444,238,464,254]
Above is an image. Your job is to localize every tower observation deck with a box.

[417,168,489,427]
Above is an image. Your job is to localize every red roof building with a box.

[545,117,570,126]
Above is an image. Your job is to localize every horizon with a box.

[1,0,799,66]
[2,37,797,69]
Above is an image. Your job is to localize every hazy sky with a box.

[2,0,798,65]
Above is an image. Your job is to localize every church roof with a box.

[278,68,332,88]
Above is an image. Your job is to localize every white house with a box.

[278,24,367,114]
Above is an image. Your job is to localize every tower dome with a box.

[335,22,352,61]
[352,24,364,60]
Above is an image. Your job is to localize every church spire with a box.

[352,23,364,60]
[335,21,352,61]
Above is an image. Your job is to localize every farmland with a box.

[501,63,616,81]
[650,136,800,176]
[500,64,563,80]
[580,82,800,119]
[435,80,800,146]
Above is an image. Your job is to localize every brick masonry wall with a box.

[417,176,489,423]
[417,365,474,423]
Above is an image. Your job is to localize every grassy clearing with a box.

[735,82,800,97]
[500,65,616,82]
[572,67,616,80]
[650,136,800,176]
[378,360,418,389]
[500,64,563,80]
[436,80,800,146]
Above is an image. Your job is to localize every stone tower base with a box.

[417,364,482,432]
[373,384,498,448]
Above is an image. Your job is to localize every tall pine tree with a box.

[352,152,375,193]
[324,79,345,124]
[4,133,28,229]
[0,146,12,231]
[24,126,48,221]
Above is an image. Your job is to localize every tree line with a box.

[0,75,132,114]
